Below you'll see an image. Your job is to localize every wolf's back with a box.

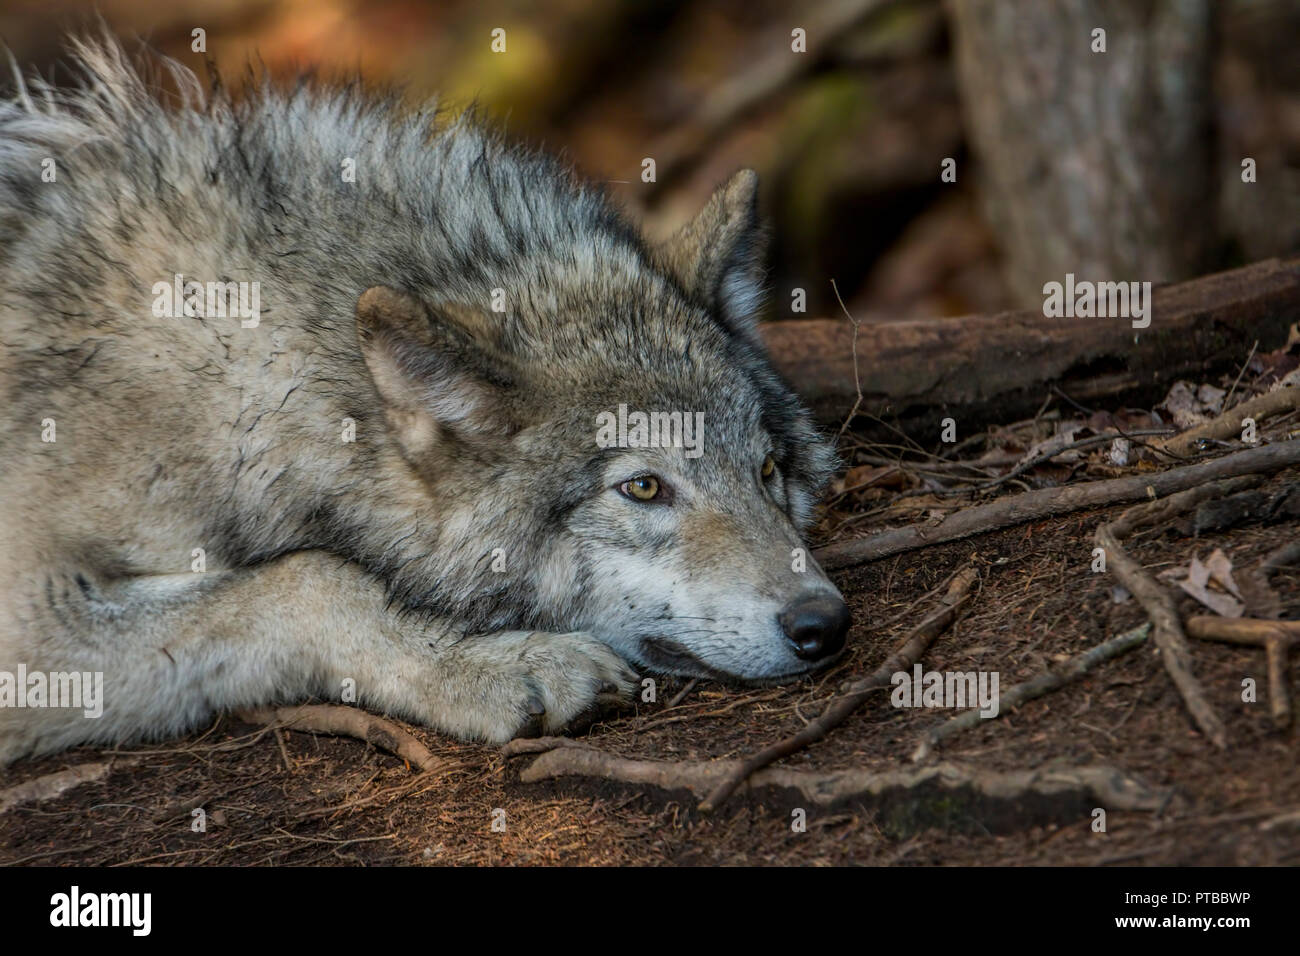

[0,33,641,353]
[0,33,668,587]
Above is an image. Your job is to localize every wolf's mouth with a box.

[638,636,735,681]
[637,635,840,685]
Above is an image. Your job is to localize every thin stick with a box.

[273,727,294,772]
[816,439,1300,570]
[832,277,864,443]
[1094,478,1265,749]
[697,564,979,813]
[1186,616,1299,730]
[517,751,1175,822]
[975,429,1173,491]
[500,736,598,758]
[1223,339,1259,410]
[666,678,699,709]
[911,623,1151,761]
[1185,618,1300,643]
[1267,638,1292,730]
[1155,387,1299,457]
[0,758,140,815]
[239,704,447,774]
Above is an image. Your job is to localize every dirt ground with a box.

[3,451,1298,867]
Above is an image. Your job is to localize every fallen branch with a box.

[1186,617,1300,730]
[910,623,1151,762]
[975,428,1175,491]
[816,439,1300,571]
[0,758,139,815]
[1094,478,1266,749]
[1103,475,1263,539]
[518,750,1176,833]
[1155,386,1300,458]
[1261,808,1300,831]
[697,564,979,813]
[500,736,598,758]
[239,704,447,774]
[763,255,1300,427]
[1187,618,1300,643]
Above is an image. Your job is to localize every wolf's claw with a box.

[469,630,637,743]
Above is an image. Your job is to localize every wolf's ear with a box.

[356,286,516,461]
[655,168,768,345]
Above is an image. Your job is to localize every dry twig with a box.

[516,750,1175,831]
[0,758,140,815]
[1186,616,1300,730]
[974,428,1175,492]
[910,623,1151,761]
[696,563,979,812]
[500,736,598,758]
[1094,477,1266,748]
[666,679,699,710]
[817,439,1300,570]
[1155,387,1300,457]
[239,704,447,774]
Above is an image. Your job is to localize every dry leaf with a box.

[1174,549,1244,617]
[1160,381,1209,430]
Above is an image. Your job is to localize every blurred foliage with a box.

[2,0,1297,320]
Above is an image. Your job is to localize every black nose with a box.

[778,594,851,661]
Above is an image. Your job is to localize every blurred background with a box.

[1,0,1298,322]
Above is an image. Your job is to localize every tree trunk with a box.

[946,0,1215,306]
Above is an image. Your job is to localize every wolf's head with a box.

[355,167,848,683]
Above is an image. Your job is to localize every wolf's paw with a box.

[443,630,638,744]
[509,630,639,740]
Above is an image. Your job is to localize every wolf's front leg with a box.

[364,626,641,744]
[219,551,641,744]
[2,550,638,761]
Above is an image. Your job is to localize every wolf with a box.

[0,36,850,764]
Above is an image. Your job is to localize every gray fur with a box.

[0,34,842,763]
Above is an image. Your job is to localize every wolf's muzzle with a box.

[779,594,850,661]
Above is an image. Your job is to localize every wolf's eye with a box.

[620,475,661,502]
[761,456,776,480]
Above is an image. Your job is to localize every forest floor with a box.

[3,374,1299,867]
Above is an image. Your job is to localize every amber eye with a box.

[761,456,776,480]
[620,475,661,502]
